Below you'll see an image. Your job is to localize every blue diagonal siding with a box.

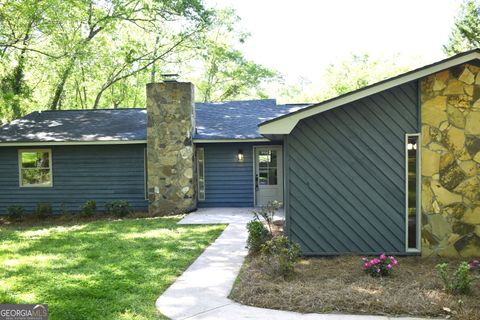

[286,81,419,255]
[0,144,148,214]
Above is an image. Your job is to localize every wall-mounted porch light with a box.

[407,142,417,150]
[237,149,244,162]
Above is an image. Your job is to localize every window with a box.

[19,149,52,187]
[258,150,278,185]
[196,148,205,201]
[406,134,420,251]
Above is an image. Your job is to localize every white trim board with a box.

[259,50,480,135]
[0,140,147,147]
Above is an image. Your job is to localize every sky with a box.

[205,0,461,96]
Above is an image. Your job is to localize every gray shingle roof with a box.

[0,100,308,143]
[0,109,147,143]
[195,99,308,139]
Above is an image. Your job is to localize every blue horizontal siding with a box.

[286,81,419,255]
[0,144,148,214]
[196,142,280,207]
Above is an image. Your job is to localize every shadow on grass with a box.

[0,217,226,320]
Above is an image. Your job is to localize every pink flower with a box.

[362,257,368,262]
[387,264,392,269]
[363,263,370,268]
[392,259,398,266]
[380,253,386,261]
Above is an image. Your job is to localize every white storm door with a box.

[255,146,283,206]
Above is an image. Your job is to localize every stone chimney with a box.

[146,82,196,215]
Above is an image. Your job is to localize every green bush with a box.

[436,261,473,295]
[7,206,25,221]
[79,200,97,217]
[105,200,132,217]
[260,235,301,279]
[246,220,270,255]
[34,203,52,219]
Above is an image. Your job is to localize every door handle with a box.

[255,174,259,191]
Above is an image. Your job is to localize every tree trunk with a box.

[50,62,74,110]
[9,22,33,118]
[92,86,106,109]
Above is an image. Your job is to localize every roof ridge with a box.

[196,98,277,104]
[37,108,146,112]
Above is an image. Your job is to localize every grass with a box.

[230,255,480,319]
[0,215,226,319]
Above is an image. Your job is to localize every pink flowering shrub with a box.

[361,253,398,277]
[468,258,480,273]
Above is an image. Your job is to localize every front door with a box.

[254,146,283,206]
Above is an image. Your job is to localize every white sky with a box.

[205,0,461,88]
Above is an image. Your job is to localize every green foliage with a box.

[0,0,213,120]
[252,200,282,236]
[246,220,270,255]
[0,216,225,319]
[6,206,25,221]
[444,0,480,55]
[34,203,52,219]
[105,200,132,217]
[79,200,97,217]
[260,235,301,279]
[193,8,278,102]
[436,261,473,295]
[320,53,412,99]
[0,1,278,122]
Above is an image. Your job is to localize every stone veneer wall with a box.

[146,82,196,215]
[421,63,480,257]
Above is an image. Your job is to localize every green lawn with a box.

[0,216,225,319]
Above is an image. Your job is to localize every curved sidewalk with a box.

[156,208,424,320]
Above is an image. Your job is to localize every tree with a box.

[192,9,278,102]
[444,0,480,56]
[0,0,212,118]
[319,53,413,100]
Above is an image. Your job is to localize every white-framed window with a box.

[196,148,205,201]
[18,149,53,187]
[405,134,420,252]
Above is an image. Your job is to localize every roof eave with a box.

[0,140,147,147]
[259,49,480,135]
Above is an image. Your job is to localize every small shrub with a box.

[436,261,473,295]
[361,253,398,277]
[246,220,270,255]
[105,200,132,217]
[252,200,282,236]
[7,206,25,221]
[260,235,301,278]
[79,200,97,217]
[34,203,52,219]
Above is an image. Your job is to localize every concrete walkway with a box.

[156,208,424,320]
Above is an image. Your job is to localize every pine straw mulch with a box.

[230,255,480,319]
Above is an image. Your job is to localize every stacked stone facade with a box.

[146,82,196,215]
[421,64,480,257]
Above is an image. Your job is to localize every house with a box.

[1,49,480,258]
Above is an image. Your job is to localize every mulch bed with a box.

[230,255,480,319]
